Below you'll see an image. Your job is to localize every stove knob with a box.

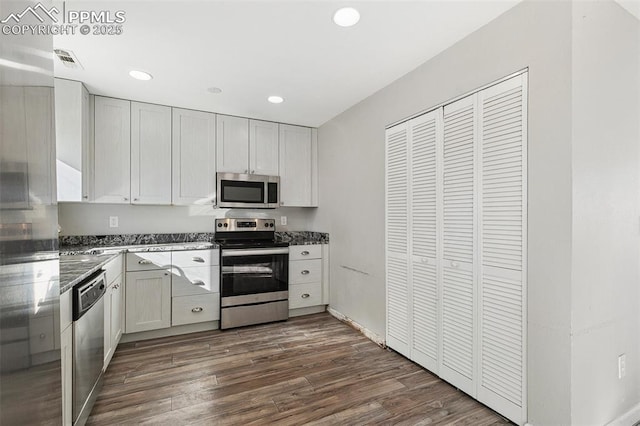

[270,223,274,228]
[264,223,269,228]
[217,223,222,228]
[223,223,228,228]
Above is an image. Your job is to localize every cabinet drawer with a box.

[289,259,321,284]
[289,244,322,261]
[289,283,322,309]
[103,254,123,284]
[172,266,220,296]
[172,249,218,266]
[172,294,219,326]
[126,252,171,271]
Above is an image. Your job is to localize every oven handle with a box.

[221,247,289,257]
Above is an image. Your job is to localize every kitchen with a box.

[1,0,639,425]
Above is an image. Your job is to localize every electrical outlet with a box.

[618,354,626,379]
[109,216,119,228]
[280,216,287,226]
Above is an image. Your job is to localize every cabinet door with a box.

[103,283,113,368]
[55,79,91,202]
[477,74,527,423]
[439,95,477,396]
[216,114,249,173]
[131,102,172,205]
[409,110,440,373]
[94,96,131,203]
[172,108,216,205]
[125,270,171,333]
[60,325,73,426]
[385,122,410,358]
[279,124,317,207]
[249,119,279,175]
[111,274,123,349]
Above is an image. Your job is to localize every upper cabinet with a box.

[216,115,249,174]
[249,120,279,176]
[217,115,279,176]
[93,96,131,204]
[172,108,216,205]
[130,102,172,205]
[54,78,90,202]
[279,124,317,207]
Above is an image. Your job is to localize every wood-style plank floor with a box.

[88,313,512,425]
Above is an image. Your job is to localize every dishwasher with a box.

[72,271,106,426]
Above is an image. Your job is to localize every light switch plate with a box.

[109,216,119,228]
[280,216,287,226]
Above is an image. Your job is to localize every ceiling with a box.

[53,1,524,127]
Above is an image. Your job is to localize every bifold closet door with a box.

[409,110,440,372]
[438,95,477,396]
[385,122,411,358]
[477,74,527,424]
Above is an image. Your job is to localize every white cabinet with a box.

[171,249,220,326]
[216,114,249,173]
[172,108,216,205]
[131,102,172,205]
[279,124,318,207]
[288,244,327,310]
[55,78,91,202]
[104,254,123,369]
[60,323,72,426]
[385,73,528,425]
[125,269,171,333]
[93,96,131,203]
[250,120,279,176]
[216,115,279,176]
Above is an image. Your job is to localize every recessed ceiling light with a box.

[207,87,223,94]
[268,96,284,104]
[333,7,360,27]
[129,70,152,81]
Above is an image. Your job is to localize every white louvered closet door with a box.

[439,95,477,396]
[385,123,411,358]
[477,74,527,424]
[409,110,441,372]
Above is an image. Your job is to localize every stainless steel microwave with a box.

[216,172,280,209]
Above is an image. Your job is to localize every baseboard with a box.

[289,305,326,317]
[606,402,640,426]
[121,321,220,343]
[327,307,385,347]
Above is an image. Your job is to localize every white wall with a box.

[570,2,640,424]
[58,203,315,235]
[312,1,574,424]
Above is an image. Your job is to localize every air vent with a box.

[54,49,83,69]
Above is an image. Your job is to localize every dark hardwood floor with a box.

[88,313,511,425]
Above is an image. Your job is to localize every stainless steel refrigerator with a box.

[0,0,61,423]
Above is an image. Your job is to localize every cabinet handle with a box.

[244,169,248,174]
[251,170,254,174]
[134,198,139,202]
[39,333,46,339]
[191,307,203,313]
[192,256,205,263]
[301,251,310,256]
[301,270,310,275]
[192,280,205,286]
[138,260,152,265]
[301,293,310,299]
[83,195,88,199]
[450,261,459,268]
[123,197,128,201]
[164,272,169,276]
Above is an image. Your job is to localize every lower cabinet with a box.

[125,270,171,333]
[104,273,123,368]
[60,323,72,426]
[172,294,219,326]
[288,244,328,310]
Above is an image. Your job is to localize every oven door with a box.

[220,247,289,306]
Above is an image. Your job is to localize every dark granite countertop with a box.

[59,253,119,294]
[59,231,329,294]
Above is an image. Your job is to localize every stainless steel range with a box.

[215,218,289,329]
